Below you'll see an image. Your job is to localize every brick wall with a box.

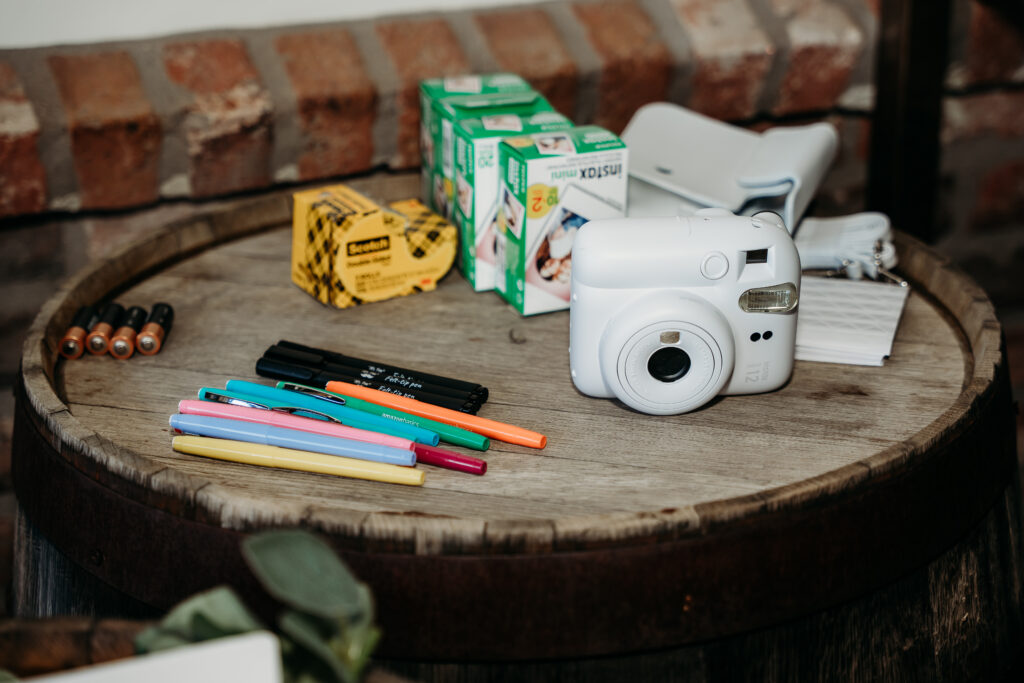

[0,0,876,217]
[938,1,1024,309]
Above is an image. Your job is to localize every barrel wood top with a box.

[20,174,1004,554]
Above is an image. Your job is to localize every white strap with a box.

[795,213,899,281]
[622,102,838,232]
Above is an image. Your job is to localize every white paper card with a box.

[32,631,282,683]
[795,276,910,366]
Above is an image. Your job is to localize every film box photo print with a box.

[452,110,574,292]
[497,126,628,316]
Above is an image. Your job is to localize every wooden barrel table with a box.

[12,174,1023,681]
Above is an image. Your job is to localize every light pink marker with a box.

[177,399,415,451]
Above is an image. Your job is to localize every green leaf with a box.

[133,628,192,654]
[242,530,364,620]
[278,610,352,683]
[329,621,381,681]
[191,611,239,641]
[134,586,264,654]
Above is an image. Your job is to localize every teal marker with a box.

[220,380,440,446]
[276,381,491,451]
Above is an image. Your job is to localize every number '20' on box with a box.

[418,74,546,219]
[496,126,628,315]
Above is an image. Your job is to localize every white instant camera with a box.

[569,208,801,415]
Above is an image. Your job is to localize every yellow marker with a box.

[171,436,425,486]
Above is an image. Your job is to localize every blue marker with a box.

[169,414,416,467]
[222,380,440,445]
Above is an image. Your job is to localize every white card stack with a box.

[795,276,910,366]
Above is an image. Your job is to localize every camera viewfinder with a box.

[745,248,769,264]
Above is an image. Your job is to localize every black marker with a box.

[255,356,483,414]
[273,340,488,403]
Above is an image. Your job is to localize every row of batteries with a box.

[59,302,175,360]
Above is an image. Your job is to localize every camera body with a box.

[569,209,801,415]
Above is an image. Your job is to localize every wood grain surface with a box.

[57,229,964,535]
[20,173,985,551]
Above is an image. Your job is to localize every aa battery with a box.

[59,305,99,360]
[110,306,147,359]
[86,303,125,355]
[136,303,174,355]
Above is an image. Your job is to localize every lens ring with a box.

[647,347,691,383]
[597,293,735,415]
[617,322,723,412]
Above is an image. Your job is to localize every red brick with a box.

[970,159,1024,232]
[90,620,148,664]
[0,62,47,217]
[474,9,578,118]
[770,0,863,115]
[49,52,161,209]
[0,618,92,676]
[376,19,471,169]
[276,30,377,180]
[572,1,672,133]
[961,3,1024,87]
[671,0,775,121]
[942,91,1024,143]
[164,40,272,197]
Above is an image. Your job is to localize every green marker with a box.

[275,382,490,451]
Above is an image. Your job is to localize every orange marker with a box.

[325,380,547,449]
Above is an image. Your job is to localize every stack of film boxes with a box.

[420,74,628,316]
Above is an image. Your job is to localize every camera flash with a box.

[660,331,680,344]
[738,283,798,313]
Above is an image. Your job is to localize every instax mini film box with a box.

[452,110,575,291]
[418,74,542,217]
[497,126,628,315]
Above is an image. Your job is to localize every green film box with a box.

[418,74,548,218]
[497,126,629,315]
[452,111,575,291]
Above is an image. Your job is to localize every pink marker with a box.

[177,399,414,451]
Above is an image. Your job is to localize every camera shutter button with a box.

[701,251,729,280]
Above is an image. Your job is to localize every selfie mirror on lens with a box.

[568,209,800,415]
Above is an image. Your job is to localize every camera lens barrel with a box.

[647,347,691,383]
[598,293,735,415]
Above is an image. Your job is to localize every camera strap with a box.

[622,102,901,283]
[621,102,838,233]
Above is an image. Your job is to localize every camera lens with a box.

[647,347,691,383]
